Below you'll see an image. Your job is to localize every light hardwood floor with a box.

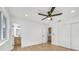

[12,43,74,51]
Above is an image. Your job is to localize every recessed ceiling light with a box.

[71,10,75,13]
[25,14,28,16]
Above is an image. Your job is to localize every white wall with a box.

[0,8,12,51]
[12,17,48,47]
[52,16,79,50]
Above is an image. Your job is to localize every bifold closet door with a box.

[71,23,79,50]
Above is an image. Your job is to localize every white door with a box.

[71,22,79,50]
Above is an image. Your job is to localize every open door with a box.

[48,27,52,44]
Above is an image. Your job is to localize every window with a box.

[3,15,7,39]
[0,12,1,40]
[0,11,7,40]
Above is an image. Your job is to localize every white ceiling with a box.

[6,7,79,23]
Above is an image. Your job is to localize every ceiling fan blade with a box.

[50,7,55,13]
[41,16,48,20]
[51,13,63,16]
[38,13,47,16]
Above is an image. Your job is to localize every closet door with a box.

[71,23,79,50]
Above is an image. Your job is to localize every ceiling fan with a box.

[38,7,63,21]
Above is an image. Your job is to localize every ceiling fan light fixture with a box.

[47,17,50,20]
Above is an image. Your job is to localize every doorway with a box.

[47,27,52,44]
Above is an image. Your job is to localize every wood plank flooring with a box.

[12,43,73,51]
